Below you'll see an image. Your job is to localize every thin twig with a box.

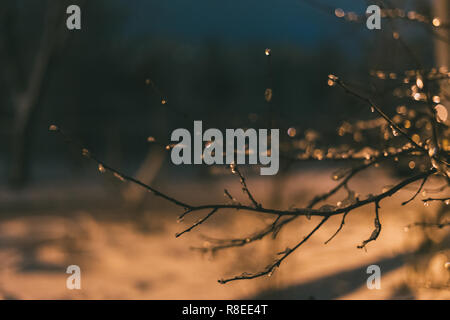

[325,211,349,244]
[330,76,425,151]
[357,202,382,249]
[231,163,261,208]
[422,197,450,204]
[176,208,218,238]
[406,220,450,230]
[218,216,329,284]
[402,175,429,206]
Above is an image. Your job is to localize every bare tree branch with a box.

[176,208,219,238]
[218,216,329,284]
[402,176,429,206]
[230,163,261,208]
[406,220,450,230]
[357,202,382,249]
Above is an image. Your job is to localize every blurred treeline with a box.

[0,0,436,186]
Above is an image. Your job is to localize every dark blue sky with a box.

[118,0,368,46]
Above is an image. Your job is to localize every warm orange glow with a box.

[287,127,297,137]
[335,8,345,18]
[435,104,448,122]
[433,18,441,27]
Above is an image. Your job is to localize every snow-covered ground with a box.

[0,166,448,299]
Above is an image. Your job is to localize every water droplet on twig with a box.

[98,164,105,173]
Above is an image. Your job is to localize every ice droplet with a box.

[113,172,125,182]
[82,148,90,157]
[390,126,399,136]
[98,164,105,173]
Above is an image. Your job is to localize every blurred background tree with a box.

[0,0,448,295]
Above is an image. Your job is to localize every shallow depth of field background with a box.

[0,0,448,299]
